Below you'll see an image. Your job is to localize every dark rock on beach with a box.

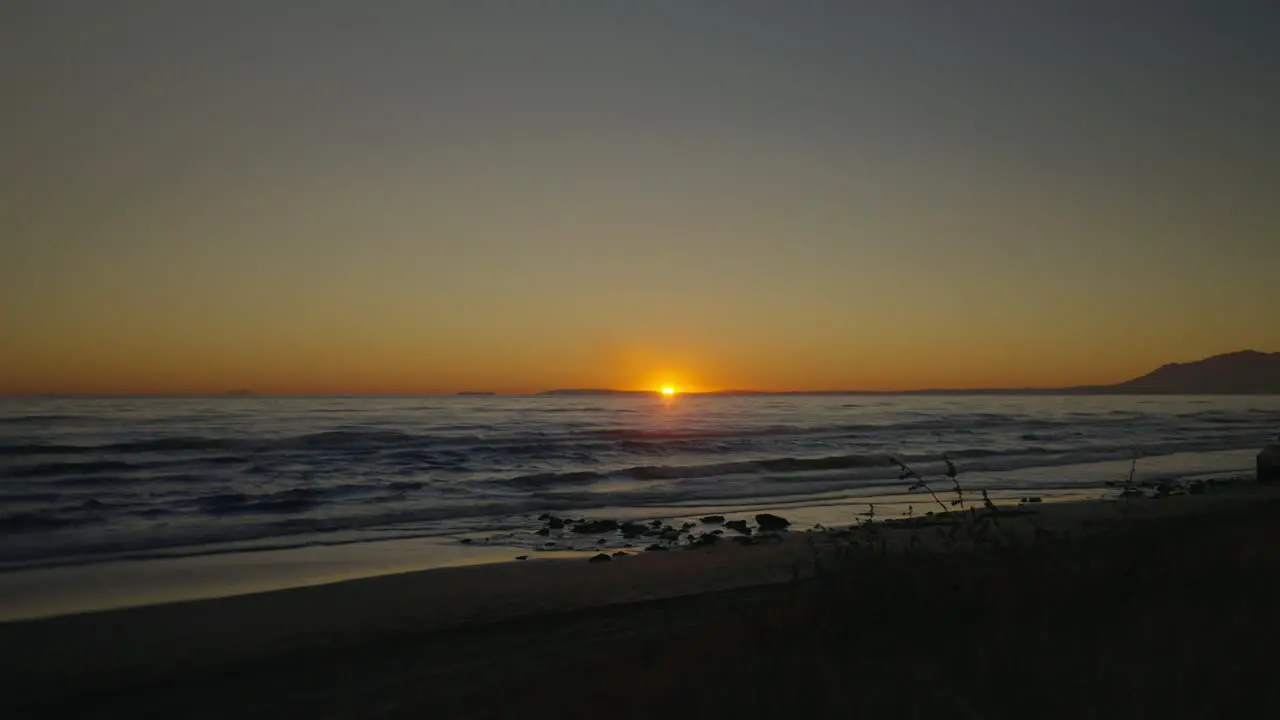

[644,544,669,552]
[620,522,648,538]
[1260,444,1280,482]
[755,513,791,531]
[588,553,612,563]
[572,519,620,534]
[725,519,750,534]
[689,533,720,548]
[547,516,565,530]
[700,515,725,525]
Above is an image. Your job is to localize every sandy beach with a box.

[5,478,1279,717]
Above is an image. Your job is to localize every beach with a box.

[6,479,1279,718]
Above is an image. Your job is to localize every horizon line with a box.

[3,384,1086,398]
[5,350,1274,399]
[11,388,1280,400]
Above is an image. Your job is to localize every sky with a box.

[2,1,1278,395]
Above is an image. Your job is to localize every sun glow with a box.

[661,387,676,396]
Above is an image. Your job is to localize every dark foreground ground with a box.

[12,497,1280,719]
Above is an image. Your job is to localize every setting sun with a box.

[661,387,676,396]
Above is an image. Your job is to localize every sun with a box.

[661,387,676,396]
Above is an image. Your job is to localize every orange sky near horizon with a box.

[3,3,1277,396]
[3,318,1273,396]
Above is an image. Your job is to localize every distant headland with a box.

[540,389,657,397]
[539,351,1280,396]
[1098,350,1280,394]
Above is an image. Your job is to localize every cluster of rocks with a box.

[1109,476,1240,499]
[684,513,792,547]
[588,550,633,563]
[528,512,794,560]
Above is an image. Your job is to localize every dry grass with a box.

[491,501,1280,719]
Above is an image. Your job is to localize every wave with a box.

[2,408,1269,462]
[0,419,939,455]
[0,414,95,425]
[6,459,220,482]
[10,460,141,478]
[0,511,103,535]
[499,470,606,488]
[632,453,893,479]
[189,480,428,517]
[40,474,147,488]
[0,429,456,458]
[0,439,231,457]
[494,434,1267,491]
[498,452,947,488]
[0,492,64,503]
[196,490,322,516]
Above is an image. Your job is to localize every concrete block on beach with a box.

[1260,443,1280,482]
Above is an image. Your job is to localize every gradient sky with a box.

[3,1,1278,394]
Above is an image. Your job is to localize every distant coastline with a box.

[536,388,1109,397]
[539,350,1280,396]
[539,389,657,397]
[7,351,1277,398]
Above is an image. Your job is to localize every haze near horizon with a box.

[3,1,1277,395]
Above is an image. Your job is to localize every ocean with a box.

[2,395,1277,572]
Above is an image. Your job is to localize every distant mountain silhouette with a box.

[536,351,1280,397]
[540,389,657,396]
[1104,350,1280,394]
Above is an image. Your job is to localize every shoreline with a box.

[0,449,1257,622]
[0,489,1120,623]
[0,471,1254,623]
[3,479,1275,700]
